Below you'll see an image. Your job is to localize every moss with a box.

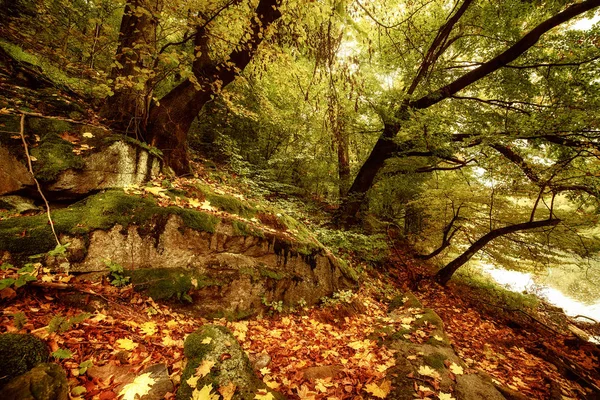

[239,267,259,280]
[0,191,220,255]
[178,325,280,400]
[0,333,49,388]
[415,309,444,330]
[204,309,257,321]
[30,133,85,182]
[259,266,286,280]
[388,293,423,312]
[129,268,221,301]
[390,328,412,341]
[231,220,264,238]
[423,353,447,370]
[337,258,359,282]
[0,362,68,399]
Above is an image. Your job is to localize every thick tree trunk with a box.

[337,0,600,225]
[101,0,157,134]
[145,0,281,175]
[435,218,560,285]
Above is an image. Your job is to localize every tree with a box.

[103,0,283,174]
[336,0,600,225]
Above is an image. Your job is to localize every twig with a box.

[572,314,598,324]
[19,114,61,247]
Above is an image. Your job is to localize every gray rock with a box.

[0,363,68,400]
[0,145,34,196]
[0,333,49,388]
[455,373,506,400]
[177,325,281,400]
[0,195,41,213]
[139,364,174,400]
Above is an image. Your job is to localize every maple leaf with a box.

[364,380,392,398]
[187,375,200,388]
[264,379,280,389]
[195,360,216,378]
[162,335,183,347]
[449,363,463,375]
[259,367,271,375]
[201,337,213,344]
[82,132,94,138]
[439,392,455,400]
[297,385,317,400]
[218,382,236,400]
[254,389,274,400]
[119,373,155,400]
[192,384,219,400]
[140,322,157,336]
[116,338,138,351]
[418,365,440,379]
[200,200,216,211]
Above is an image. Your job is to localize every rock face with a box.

[178,325,281,400]
[0,333,50,388]
[385,294,506,400]
[66,215,356,317]
[0,113,161,200]
[0,363,68,400]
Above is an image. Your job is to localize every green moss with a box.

[0,333,49,388]
[390,328,412,341]
[423,353,447,370]
[337,258,359,282]
[239,267,259,280]
[415,309,444,329]
[388,293,423,312]
[31,134,85,182]
[129,268,221,301]
[259,266,286,280]
[0,191,220,255]
[0,362,68,399]
[231,220,264,238]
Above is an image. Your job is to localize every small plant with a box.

[297,298,307,308]
[47,312,91,333]
[51,348,72,359]
[0,263,38,291]
[78,360,93,375]
[104,260,130,287]
[321,290,356,307]
[261,296,284,313]
[12,312,27,330]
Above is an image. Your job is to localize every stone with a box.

[0,144,34,196]
[136,364,174,400]
[177,325,282,400]
[455,373,506,400]
[0,363,67,400]
[302,365,344,381]
[0,195,40,213]
[0,333,49,388]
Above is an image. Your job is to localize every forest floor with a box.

[1,245,599,399]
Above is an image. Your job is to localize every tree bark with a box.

[337,0,600,224]
[101,0,158,134]
[145,0,282,175]
[435,218,560,285]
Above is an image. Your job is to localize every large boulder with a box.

[177,325,281,400]
[0,114,161,200]
[0,363,68,400]
[0,333,49,388]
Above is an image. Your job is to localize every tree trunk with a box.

[101,0,157,134]
[337,132,350,198]
[435,219,560,285]
[337,0,600,225]
[144,0,282,175]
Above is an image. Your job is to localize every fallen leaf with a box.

[218,382,236,400]
[119,373,155,400]
[116,338,138,351]
[254,389,275,400]
[201,337,213,344]
[187,375,200,389]
[364,380,392,398]
[195,360,216,378]
[449,363,463,375]
[418,365,440,379]
[192,384,219,400]
[439,392,455,400]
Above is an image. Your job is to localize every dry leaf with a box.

[119,373,155,400]
[219,382,236,400]
[449,363,463,375]
[195,360,216,378]
[116,338,138,351]
[192,384,219,400]
[364,380,392,398]
[254,389,275,400]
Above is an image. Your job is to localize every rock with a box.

[455,373,506,400]
[0,363,67,400]
[0,333,49,388]
[249,352,271,370]
[302,365,344,381]
[0,144,34,196]
[177,325,281,400]
[135,364,174,400]
[0,195,40,213]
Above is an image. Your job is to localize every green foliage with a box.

[316,228,389,265]
[12,312,27,330]
[51,348,72,360]
[262,297,284,313]
[129,268,220,303]
[321,290,355,307]
[104,260,130,287]
[47,313,91,333]
[0,262,37,290]
[78,360,93,375]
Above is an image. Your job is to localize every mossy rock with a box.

[31,133,85,181]
[423,352,447,370]
[178,325,281,400]
[0,333,49,388]
[129,268,222,302]
[0,363,68,400]
[388,292,422,312]
[0,190,220,256]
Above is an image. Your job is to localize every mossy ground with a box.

[0,190,220,255]
[0,333,49,387]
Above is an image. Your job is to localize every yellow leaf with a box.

[192,384,219,400]
[119,373,155,400]
[449,363,464,375]
[439,392,455,400]
[200,200,216,211]
[116,338,138,351]
[140,322,157,336]
[195,360,215,378]
[187,375,200,389]
[218,382,236,400]
[364,380,391,398]
[144,186,167,197]
[166,320,178,329]
[433,335,444,341]
[297,385,317,400]
[315,379,329,393]
[259,367,271,375]
[417,365,440,379]
[162,335,183,347]
[254,389,274,400]
[201,337,213,345]
[264,379,280,389]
